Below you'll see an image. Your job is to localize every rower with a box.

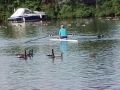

[59,25,68,39]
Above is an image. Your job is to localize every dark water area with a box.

[0,18,120,90]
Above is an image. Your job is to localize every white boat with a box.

[8,8,46,23]
[49,38,78,43]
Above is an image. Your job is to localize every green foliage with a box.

[75,4,95,18]
[96,0,116,17]
[42,4,55,18]
[1,0,120,22]
[112,0,120,15]
[59,5,73,18]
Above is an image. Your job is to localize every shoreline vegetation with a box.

[0,0,120,24]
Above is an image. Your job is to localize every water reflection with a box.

[1,19,120,89]
[60,41,68,53]
[11,24,26,38]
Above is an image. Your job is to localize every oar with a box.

[24,31,58,43]
[25,35,48,43]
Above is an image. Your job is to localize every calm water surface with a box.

[0,19,120,90]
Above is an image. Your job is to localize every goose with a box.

[89,53,97,58]
[47,49,55,58]
[47,49,63,59]
[16,50,27,59]
[97,35,104,39]
[55,53,63,58]
[27,49,33,57]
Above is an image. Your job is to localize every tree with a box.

[111,0,120,16]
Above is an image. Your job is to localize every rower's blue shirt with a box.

[59,28,67,36]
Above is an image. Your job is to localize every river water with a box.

[0,18,120,90]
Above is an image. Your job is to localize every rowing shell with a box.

[49,38,78,42]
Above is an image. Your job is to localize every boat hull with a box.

[8,8,46,23]
[8,15,46,23]
[49,38,78,43]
